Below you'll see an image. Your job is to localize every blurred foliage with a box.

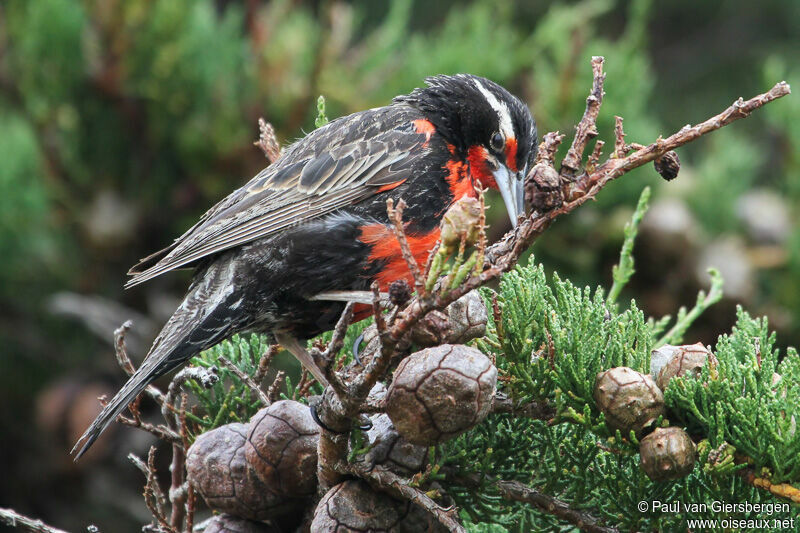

[0,0,796,531]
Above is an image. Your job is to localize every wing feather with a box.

[126,107,428,288]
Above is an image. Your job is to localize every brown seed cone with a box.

[389,279,412,307]
[244,400,319,498]
[655,343,711,390]
[386,344,497,445]
[594,367,665,437]
[200,513,282,533]
[650,344,682,381]
[410,290,488,347]
[525,162,564,212]
[639,427,697,481]
[353,414,428,475]
[654,150,681,181]
[310,480,447,532]
[440,196,481,250]
[186,423,299,520]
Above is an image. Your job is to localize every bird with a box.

[73,74,537,458]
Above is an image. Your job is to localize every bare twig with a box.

[129,449,177,533]
[319,302,355,370]
[217,356,270,406]
[185,483,196,533]
[254,118,282,163]
[586,139,604,172]
[114,320,136,375]
[739,468,800,503]
[491,393,555,419]
[561,56,606,177]
[444,468,616,533]
[0,508,69,533]
[100,386,181,443]
[296,367,312,396]
[168,394,188,530]
[115,413,181,443]
[351,282,400,399]
[474,187,488,275]
[310,302,353,398]
[159,367,216,531]
[162,367,218,424]
[370,281,388,336]
[253,344,279,385]
[268,371,286,403]
[386,198,425,294]
[496,480,618,533]
[612,116,626,158]
[295,368,316,399]
[342,462,465,533]
[180,393,193,533]
[114,321,164,405]
[484,78,791,282]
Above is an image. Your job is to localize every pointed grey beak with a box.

[493,166,525,227]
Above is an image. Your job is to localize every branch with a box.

[160,367,217,531]
[342,462,465,533]
[268,371,286,403]
[253,344,279,385]
[0,509,70,533]
[115,412,182,443]
[309,301,353,398]
[217,355,270,406]
[114,320,164,405]
[612,116,626,158]
[495,480,618,533]
[484,75,790,277]
[129,448,178,533]
[386,199,425,295]
[561,56,606,177]
[738,468,800,504]
[168,394,188,531]
[491,393,555,419]
[163,367,217,421]
[586,81,791,198]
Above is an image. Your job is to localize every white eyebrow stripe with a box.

[474,79,514,140]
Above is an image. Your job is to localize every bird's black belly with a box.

[233,211,384,339]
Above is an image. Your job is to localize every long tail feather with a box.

[74,257,244,459]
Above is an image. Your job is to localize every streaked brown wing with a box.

[126,109,427,288]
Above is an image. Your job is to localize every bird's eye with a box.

[490,132,504,151]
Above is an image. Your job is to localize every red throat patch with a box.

[505,138,519,172]
[466,145,497,189]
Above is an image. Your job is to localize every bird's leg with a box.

[352,331,366,366]
[274,332,330,387]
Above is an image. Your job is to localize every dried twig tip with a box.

[254,118,282,163]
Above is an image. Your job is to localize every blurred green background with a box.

[0,0,797,530]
